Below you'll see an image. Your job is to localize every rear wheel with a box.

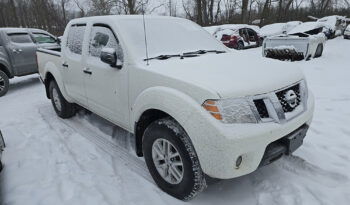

[49,80,76,118]
[143,118,206,200]
[314,44,323,58]
[0,70,9,97]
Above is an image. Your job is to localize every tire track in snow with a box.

[38,105,154,184]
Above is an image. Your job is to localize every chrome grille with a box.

[250,81,306,123]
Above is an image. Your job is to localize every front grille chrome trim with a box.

[248,80,307,124]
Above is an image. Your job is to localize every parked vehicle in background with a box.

[260,21,301,38]
[204,24,263,49]
[288,22,332,37]
[316,15,347,38]
[37,15,314,200]
[263,32,326,61]
[0,130,5,171]
[344,25,350,39]
[0,28,60,97]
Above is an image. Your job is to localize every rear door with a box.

[62,24,88,106]
[84,24,129,128]
[6,32,37,75]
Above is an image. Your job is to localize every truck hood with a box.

[146,52,304,99]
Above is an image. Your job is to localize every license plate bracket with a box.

[282,125,308,154]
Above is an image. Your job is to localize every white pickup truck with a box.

[37,15,314,200]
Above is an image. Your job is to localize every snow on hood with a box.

[288,22,327,34]
[145,52,304,99]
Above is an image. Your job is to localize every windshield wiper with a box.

[144,53,199,61]
[183,49,226,55]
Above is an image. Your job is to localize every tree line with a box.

[0,0,349,35]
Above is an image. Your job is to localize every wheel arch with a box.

[0,62,12,78]
[132,86,207,157]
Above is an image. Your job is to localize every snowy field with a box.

[1,37,350,205]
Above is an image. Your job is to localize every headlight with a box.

[203,98,258,124]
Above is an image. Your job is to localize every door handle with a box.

[83,69,92,75]
[12,48,22,53]
[62,63,69,68]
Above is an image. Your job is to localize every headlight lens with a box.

[203,98,258,123]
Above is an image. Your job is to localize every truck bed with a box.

[36,48,62,81]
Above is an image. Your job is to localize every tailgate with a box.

[263,38,309,61]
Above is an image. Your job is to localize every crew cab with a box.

[37,15,314,200]
[0,28,60,97]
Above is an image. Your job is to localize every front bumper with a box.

[185,91,314,179]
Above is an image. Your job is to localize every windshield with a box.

[116,17,227,61]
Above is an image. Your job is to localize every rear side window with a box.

[89,25,123,62]
[8,33,33,43]
[32,33,57,44]
[67,24,86,54]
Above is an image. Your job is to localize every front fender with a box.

[131,86,204,130]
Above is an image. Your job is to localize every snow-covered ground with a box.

[1,37,350,205]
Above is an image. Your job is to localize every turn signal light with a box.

[202,100,222,120]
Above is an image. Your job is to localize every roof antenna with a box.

[142,1,150,66]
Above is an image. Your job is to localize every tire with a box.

[237,41,244,50]
[0,70,9,97]
[49,80,76,119]
[0,161,3,171]
[314,44,323,58]
[143,118,206,201]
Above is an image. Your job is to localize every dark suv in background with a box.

[0,28,60,97]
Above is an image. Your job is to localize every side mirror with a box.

[100,48,121,69]
[56,37,62,45]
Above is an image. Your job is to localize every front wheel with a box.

[0,70,9,97]
[49,80,76,118]
[143,118,206,200]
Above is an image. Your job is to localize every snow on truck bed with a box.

[1,37,350,205]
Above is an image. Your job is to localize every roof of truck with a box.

[69,15,183,24]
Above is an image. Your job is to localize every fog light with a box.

[235,156,242,168]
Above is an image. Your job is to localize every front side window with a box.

[89,25,124,63]
[8,33,33,43]
[32,33,56,44]
[67,25,86,55]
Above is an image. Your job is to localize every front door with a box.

[62,24,88,106]
[7,32,37,76]
[84,24,129,128]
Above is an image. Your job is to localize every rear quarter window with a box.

[8,33,33,43]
